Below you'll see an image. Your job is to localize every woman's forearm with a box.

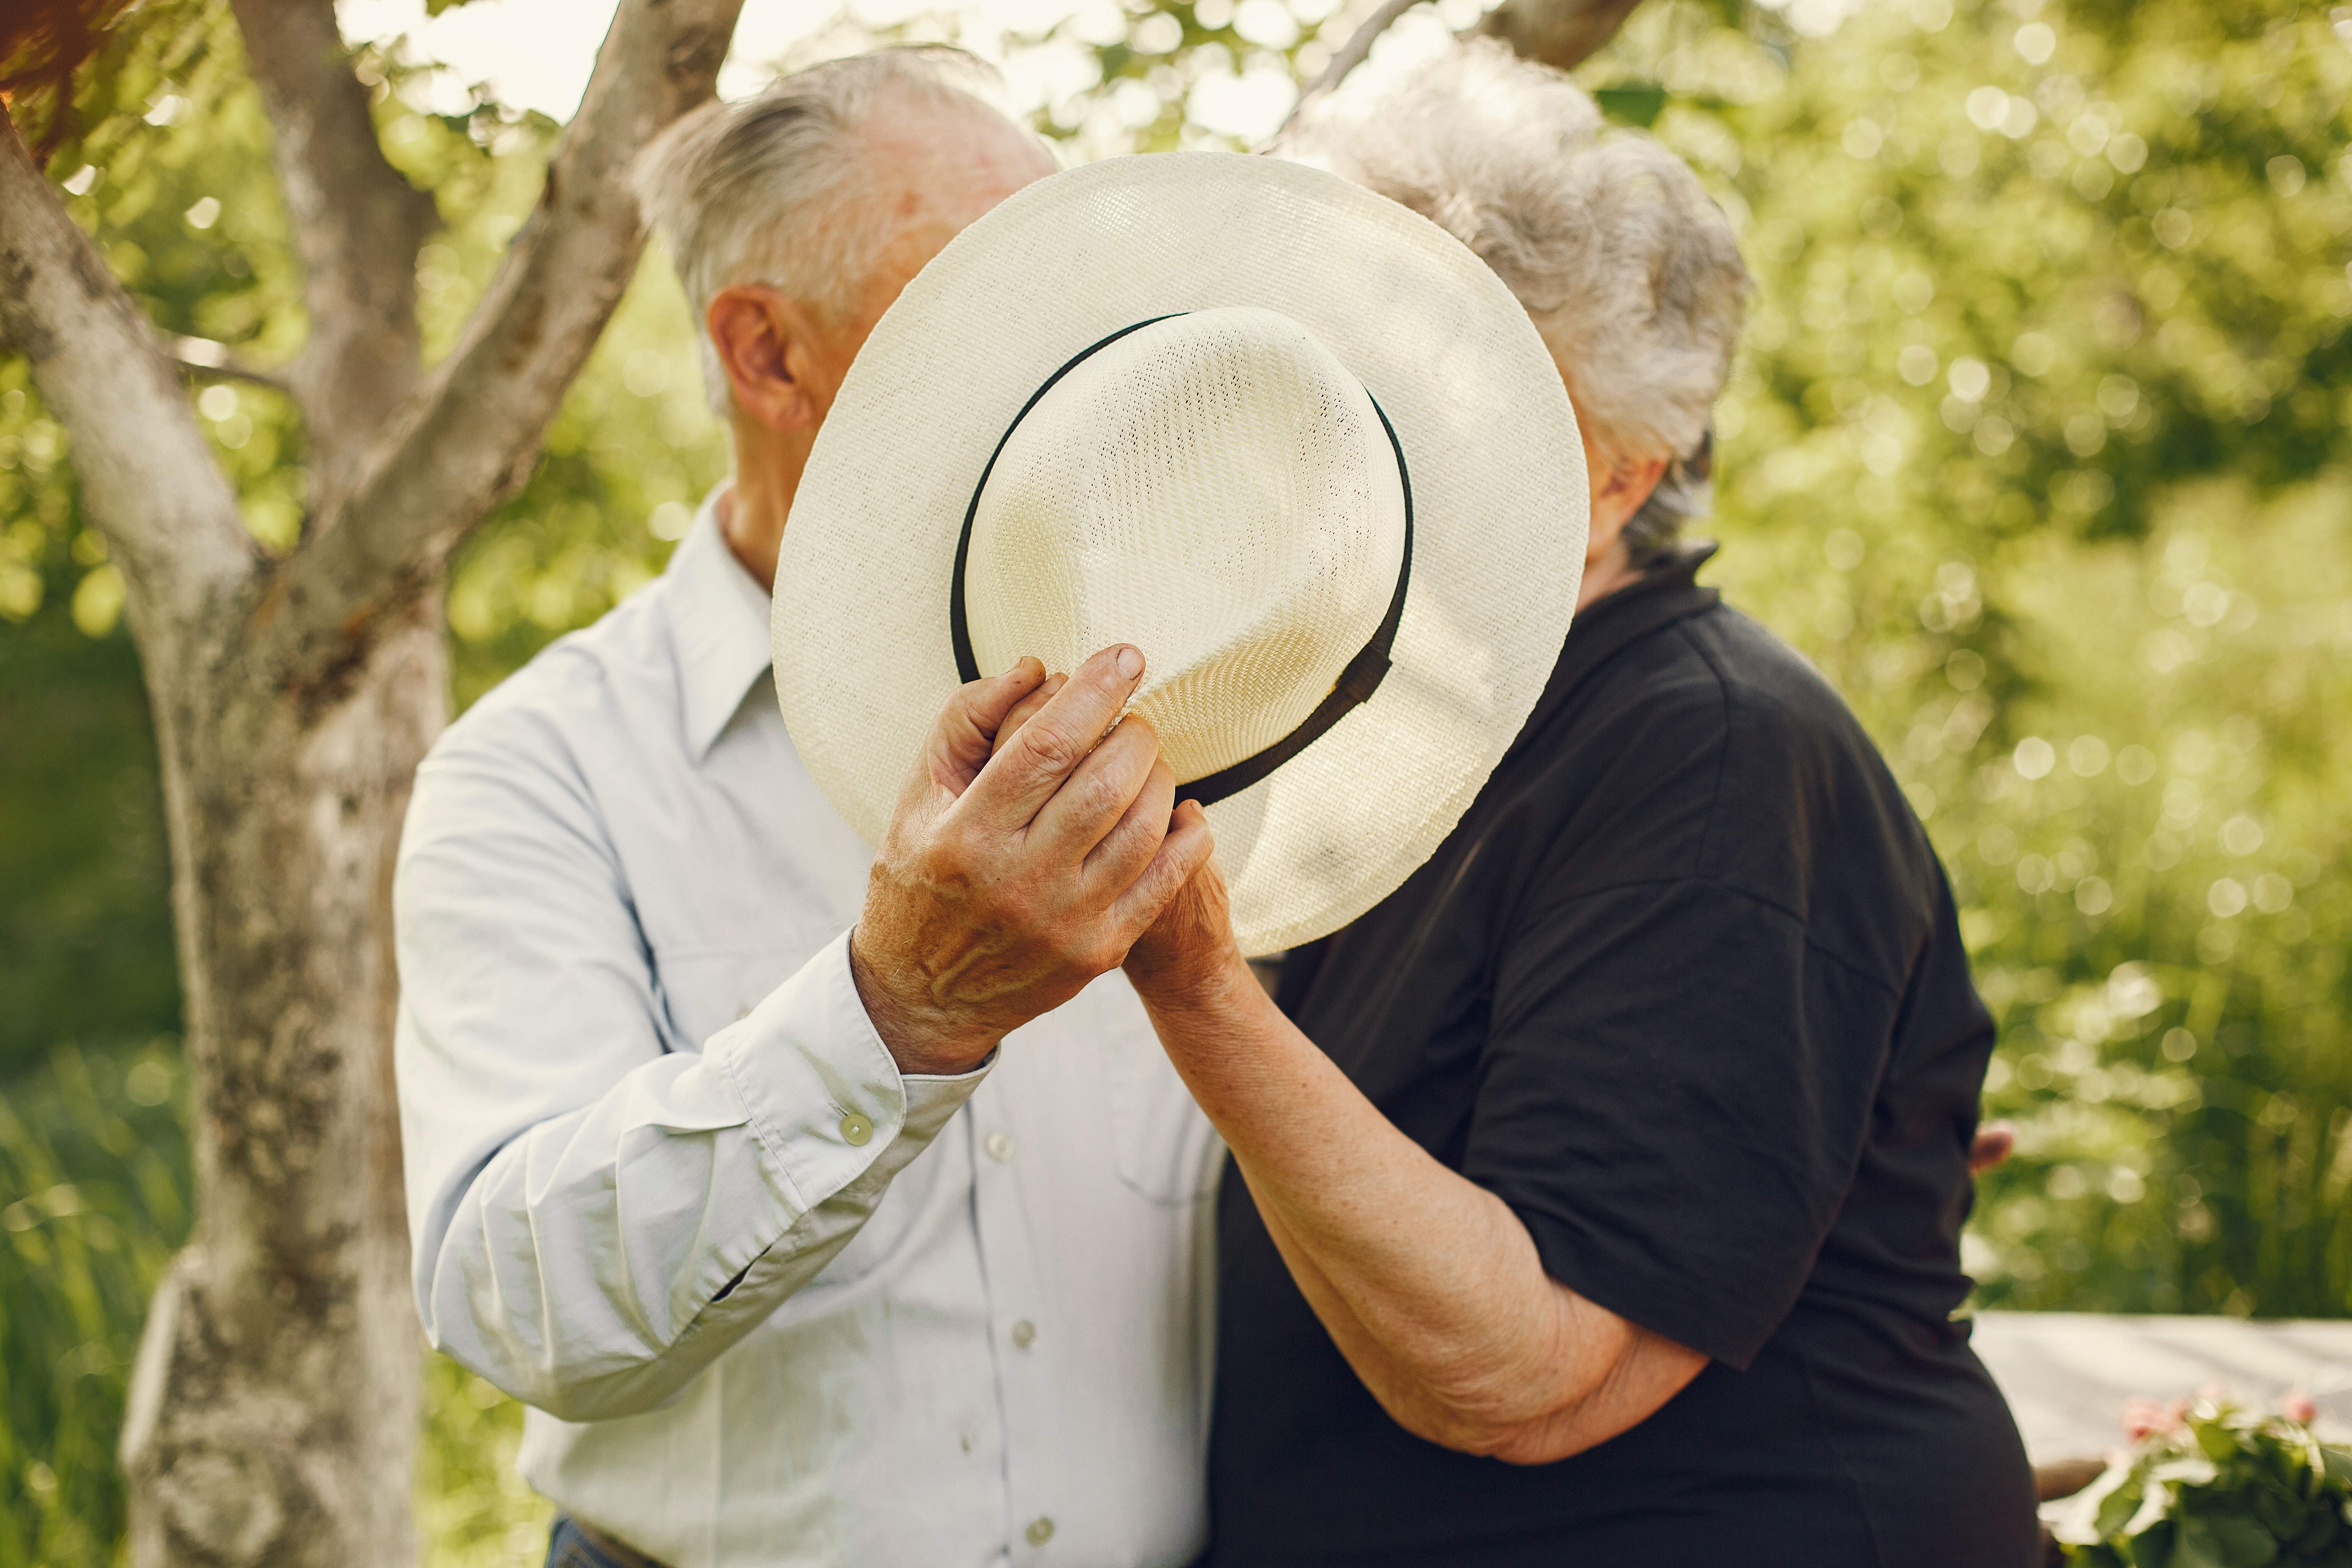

[1238,1163,1583,1457]
[1136,957,1685,1456]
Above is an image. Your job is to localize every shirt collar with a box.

[1506,541,1724,768]
[663,486,777,761]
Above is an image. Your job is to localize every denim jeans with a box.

[545,1518,667,1568]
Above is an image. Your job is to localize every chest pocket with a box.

[657,940,942,1297]
[1087,976,1225,1206]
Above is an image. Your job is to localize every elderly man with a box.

[1098,44,2041,1566]
[394,51,1218,1568]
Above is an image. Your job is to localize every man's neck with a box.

[720,420,808,592]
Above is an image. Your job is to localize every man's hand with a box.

[994,680,1243,1018]
[850,645,1214,1076]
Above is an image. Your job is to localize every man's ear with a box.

[707,284,830,435]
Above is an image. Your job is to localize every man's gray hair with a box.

[1281,41,1751,563]
[633,48,1025,413]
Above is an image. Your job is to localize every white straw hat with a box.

[772,152,1588,956]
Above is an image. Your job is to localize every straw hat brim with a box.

[772,152,1588,956]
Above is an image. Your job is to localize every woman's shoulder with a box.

[1545,599,1861,799]
[1530,601,1940,979]
[1676,605,1873,752]
[1673,606,1944,969]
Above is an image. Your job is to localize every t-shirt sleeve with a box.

[1463,876,1898,1370]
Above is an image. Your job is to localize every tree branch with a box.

[171,333,293,392]
[1473,0,1646,74]
[1279,0,1422,137]
[263,0,742,679]
[0,107,254,628]
[227,0,438,508]
[1279,0,1649,138]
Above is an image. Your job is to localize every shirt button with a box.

[1026,1517,1054,1546]
[839,1112,873,1146]
[1011,1320,1036,1349]
[984,1131,1015,1162]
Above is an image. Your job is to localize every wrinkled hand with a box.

[991,682,1247,1019]
[1119,838,1250,1018]
[850,646,1214,1076]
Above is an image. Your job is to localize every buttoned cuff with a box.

[706,931,989,1216]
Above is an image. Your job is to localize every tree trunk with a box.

[0,4,856,1558]
[118,602,446,1568]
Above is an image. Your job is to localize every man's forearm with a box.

[404,935,987,1421]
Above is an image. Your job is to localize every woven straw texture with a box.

[967,307,1407,786]
[773,153,1588,956]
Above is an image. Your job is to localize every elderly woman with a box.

[1116,42,2042,1568]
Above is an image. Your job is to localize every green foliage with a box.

[0,1044,548,1568]
[1589,0,2352,1314]
[2053,1399,2352,1568]
[416,1356,554,1568]
[4,0,2352,1557]
[0,401,176,1078]
[439,260,726,709]
[1592,80,1668,125]
[0,1044,189,1568]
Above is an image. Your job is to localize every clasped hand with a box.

[849,645,1227,1076]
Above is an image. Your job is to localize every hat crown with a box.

[966,306,1408,785]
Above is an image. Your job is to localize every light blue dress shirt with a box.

[394,494,1221,1568]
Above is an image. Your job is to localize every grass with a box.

[1,1042,187,1568]
[2,1041,550,1567]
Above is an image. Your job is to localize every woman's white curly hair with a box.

[1281,39,1751,561]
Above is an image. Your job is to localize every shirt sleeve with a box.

[394,739,987,1423]
[1464,878,1898,1370]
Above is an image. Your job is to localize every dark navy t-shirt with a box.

[1206,547,2040,1567]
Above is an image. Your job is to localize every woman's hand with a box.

[1118,807,1249,1016]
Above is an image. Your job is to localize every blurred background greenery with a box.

[2,0,2346,1559]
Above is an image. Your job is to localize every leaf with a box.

[2173,1519,2227,1568]
[2320,1448,2352,1488]
[2132,1486,2185,1539]
[2292,1506,2338,1555]
[2123,1525,2172,1568]
[2157,1458,2225,1487]
[2057,1465,2140,1546]
[1591,82,1666,128]
[2209,1512,2281,1568]
[2096,1478,2152,1537]
[2255,1487,2309,1543]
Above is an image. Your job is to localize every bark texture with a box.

[1473,0,1647,75]
[116,612,444,1568]
[0,0,744,1560]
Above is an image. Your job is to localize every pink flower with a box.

[2122,1396,2187,1441]
[2283,1392,2318,1425]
